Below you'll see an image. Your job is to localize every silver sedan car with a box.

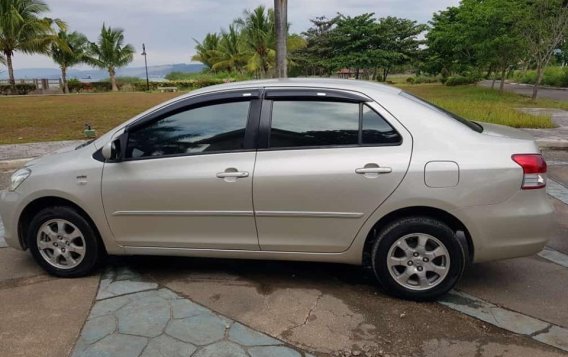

[0,79,554,300]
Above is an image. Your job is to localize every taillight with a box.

[511,154,547,190]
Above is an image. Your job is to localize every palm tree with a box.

[236,6,276,77]
[0,0,65,86]
[49,30,89,93]
[209,25,247,72]
[86,24,134,91]
[191,33,220,70]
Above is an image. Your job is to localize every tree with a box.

[0,0,65,86]
[329,13,378,79]
[236,5,275,77]
[191,33,219,70]
[521,0,568,100]
[374,17,427,81]
[86,24,134,91]
[209,25,247,72]
[294,16,337,76]
[49,30,89,93]
[274,0,288,77]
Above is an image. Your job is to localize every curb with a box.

[537,140,568,150]
[0,158,33,171]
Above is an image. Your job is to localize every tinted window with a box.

[126,101,250,158]
[270,101,359,148]
[362,105,402,144]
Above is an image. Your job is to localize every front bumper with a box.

[460,188,555,263]
[0,190,25,250]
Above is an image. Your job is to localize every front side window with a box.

[126,101,250,159]
[270,101,360,148]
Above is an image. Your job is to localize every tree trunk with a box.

[61,66,68,94]
[499,67,507,93]
[110,68,118,91]
[6,52,15,87]
[532,64,544,101]
[355,68,360,79]
[274,0,288,78]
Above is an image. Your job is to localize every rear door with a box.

[253,89,412,253]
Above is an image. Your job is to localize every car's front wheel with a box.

[27,206,102,277]
[371,216,466,300]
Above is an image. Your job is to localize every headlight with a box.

[9,168,31,191]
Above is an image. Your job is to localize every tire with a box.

[27,206,102,278]
[371,216,465,301]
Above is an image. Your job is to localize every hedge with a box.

[445,76,478,86]
[66,78,236,93]
[0,84,37,95]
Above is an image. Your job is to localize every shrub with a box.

[445,76,478,86]
[406,77,415,84]
[406,76,439,84]
[0,83,37,95]
[515,66,568,87]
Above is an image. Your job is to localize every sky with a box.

[11,0,459,69]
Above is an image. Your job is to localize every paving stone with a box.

[534,325,568,352]
[249,346,302,357]
[193,341,248,357]
[89,295,131,318]
[439,291,550,335]
[104,280,158,298]
[81,333,148,357]
[115,266,143,281]
[140,334,197,357]
[172,298,212,319]
[80,315,116,344]
[116,294,171,337]
[157,288,182,301]
[166,314,228,345]
[228,322,282,346]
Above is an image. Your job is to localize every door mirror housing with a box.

[101,136,124,161]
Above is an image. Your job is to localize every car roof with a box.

[182,78,402,98]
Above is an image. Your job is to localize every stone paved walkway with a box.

[73,266,313,357]
[0,140,85,161]
[0,218,6,248]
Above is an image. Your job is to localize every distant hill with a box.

[0,63,205,81]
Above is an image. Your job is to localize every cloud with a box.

[10,0,458,69]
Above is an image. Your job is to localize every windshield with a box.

[400,92,483,133]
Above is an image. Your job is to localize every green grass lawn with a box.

[0,83,563,145]
[0,92,181,144]
[398,84,558,129]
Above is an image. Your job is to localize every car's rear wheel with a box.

[371,216,465,300]
[27,206,102,277]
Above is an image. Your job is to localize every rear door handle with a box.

[355,166,392,174]
[216,171,249,179]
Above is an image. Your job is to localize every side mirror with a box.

[101,138,122,161]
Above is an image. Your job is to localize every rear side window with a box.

[269,100,401,148]
[126,101,250,158]
[270,101,359,148]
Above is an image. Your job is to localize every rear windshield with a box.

[400,92,483,133]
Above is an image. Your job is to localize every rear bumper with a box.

[0,190,25,250]
[460,188,555,263]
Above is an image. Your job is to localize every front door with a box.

[101,94,261,250]
[253,92,412,253]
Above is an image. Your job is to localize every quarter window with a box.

[126,101,250,158]
[361,105,401,144]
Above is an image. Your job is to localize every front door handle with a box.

[355,164,392,175]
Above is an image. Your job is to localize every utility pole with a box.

[141,43,150,91]
[274,0,288,78]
